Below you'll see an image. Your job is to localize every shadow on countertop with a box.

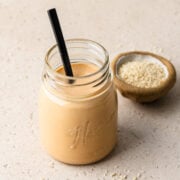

[99,77,180,163]
[138,77,180,112]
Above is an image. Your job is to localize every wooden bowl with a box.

[111,51,176,103]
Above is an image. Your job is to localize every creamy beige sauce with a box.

[57,62,99,76]
[39,62,117,164]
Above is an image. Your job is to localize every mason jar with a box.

[39,39,118,165]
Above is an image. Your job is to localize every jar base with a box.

[43,142,117,165]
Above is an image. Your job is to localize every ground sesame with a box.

[118,60,166,88]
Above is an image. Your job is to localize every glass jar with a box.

[39,39,118,165]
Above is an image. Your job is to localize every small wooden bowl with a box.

[111,51,176,103]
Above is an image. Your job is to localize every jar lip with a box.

[45,38,109,80]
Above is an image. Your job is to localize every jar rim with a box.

[45,38,109,80]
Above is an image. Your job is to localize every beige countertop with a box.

[0,0,180,179]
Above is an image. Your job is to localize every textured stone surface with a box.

[0,0,180,179]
